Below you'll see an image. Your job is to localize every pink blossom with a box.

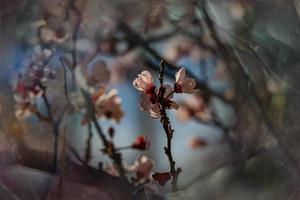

[133,71,155,94]
[174,68,197,94]
[176,93,212,122]
[139,84,178,118]
[126,155,154,183]
[94,89,124,123]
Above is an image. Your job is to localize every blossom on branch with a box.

[13,48,56,120]
[133,70,155,94]
[132,135,150,150]
[94,89,124,123]
[174,68,197,94]
[133,67,196,118]
[125,155,154,183]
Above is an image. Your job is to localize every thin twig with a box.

[39,85,60,173]
[68,145,84,165]
[81,90,125,176]
[60,57,72,107]
[158,60,181,191]
[84,122,93,166]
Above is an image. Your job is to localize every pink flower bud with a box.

[132,135,150,150]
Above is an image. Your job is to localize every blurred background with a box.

[1,0,300,199]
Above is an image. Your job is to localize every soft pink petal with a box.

[133,71,154,93]
[181,78,196,93]
[139,94,152,111]
[149,105,160,118]
[140,71,152,83]
[175,68,186,83]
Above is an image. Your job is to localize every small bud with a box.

[132,135,150,150]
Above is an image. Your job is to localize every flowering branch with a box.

[81,90,125,176]
[133,60,197,190]
[157,61,181,191]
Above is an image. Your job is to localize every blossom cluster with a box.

[13,46,56,119]
[74,65,124,124]
[133,67,197,117]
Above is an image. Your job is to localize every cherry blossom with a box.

[129,155,154,182]
[133,71,155,94]
[94,89,124,123]
[139,84,178,118]
[133,67,196,119]
[174,67,197,94]
[176,93,212,122]
[75,64,123,123]
[13,53,56,120]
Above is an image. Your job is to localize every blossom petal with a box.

[140,71,153,83]
[181,78,197,93]
[149,105,160,118]
[139,94,152,111]
[175,67,186,83]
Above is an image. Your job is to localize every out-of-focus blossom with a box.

[37,23,70,44]
[152,172,171,186]
[13,50,56,120]
[87,60,111,87]
[14,100,35,119]
[176,93,212,122]
[75,64,123,123]
[76,60,111,90]
[187,137,207,149]
[174,68,197,94]
[163,36,193,63]
[94,89,124,123]
[133,71,155,94]
[132,135,150,150]
[13,81,40,120]
[127,155,154,183]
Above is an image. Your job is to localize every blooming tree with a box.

[1,0,300,199]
